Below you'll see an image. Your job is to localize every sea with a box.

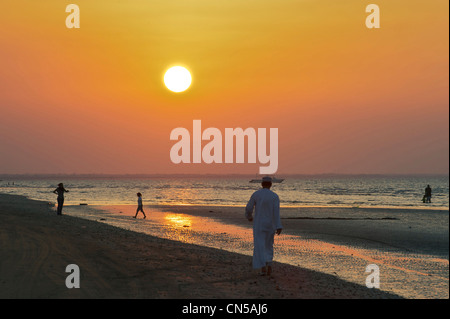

[0,175,448,209]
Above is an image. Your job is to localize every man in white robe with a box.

[245,176,282,275]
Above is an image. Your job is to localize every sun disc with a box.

[164,66,192,93]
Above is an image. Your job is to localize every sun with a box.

[164,66,192,93]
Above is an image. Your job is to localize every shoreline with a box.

[0,193,405,299]
[162,204,450,213]
[74,203,450,211]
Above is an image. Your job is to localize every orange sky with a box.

[0,0,448,175]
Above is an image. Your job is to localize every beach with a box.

[0,193,448,299]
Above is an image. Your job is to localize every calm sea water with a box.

[0,175,448,209]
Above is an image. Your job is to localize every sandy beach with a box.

[0,194,448,299]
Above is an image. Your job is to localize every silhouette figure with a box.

[424,185,432,203]
[53,183,69,215]
[134,192,146,219]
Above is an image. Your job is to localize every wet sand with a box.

[67,203,449,299]
[0,194,447,299]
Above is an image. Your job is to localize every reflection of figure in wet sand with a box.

[134,192,146,219]
[53,183,69,215]
[424,185,432,203]
[245,176,282,276]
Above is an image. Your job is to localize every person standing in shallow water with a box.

[134,192,146,219]
[425,185,432,203]
[53,183,69,215]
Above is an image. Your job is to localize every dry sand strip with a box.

[0,194,401,299]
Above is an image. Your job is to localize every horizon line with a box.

[0,173,448,178]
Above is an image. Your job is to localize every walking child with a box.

[134,192,146,219]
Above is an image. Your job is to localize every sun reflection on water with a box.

[164,213,192,228]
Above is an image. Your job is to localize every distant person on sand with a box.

[134,192,146,219]
[53,183,69,215]
[245,176,282,276]
[424,185,432,203]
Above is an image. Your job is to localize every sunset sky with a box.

[0,0,448,175]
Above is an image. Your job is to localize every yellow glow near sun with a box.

[164,66,192,93]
